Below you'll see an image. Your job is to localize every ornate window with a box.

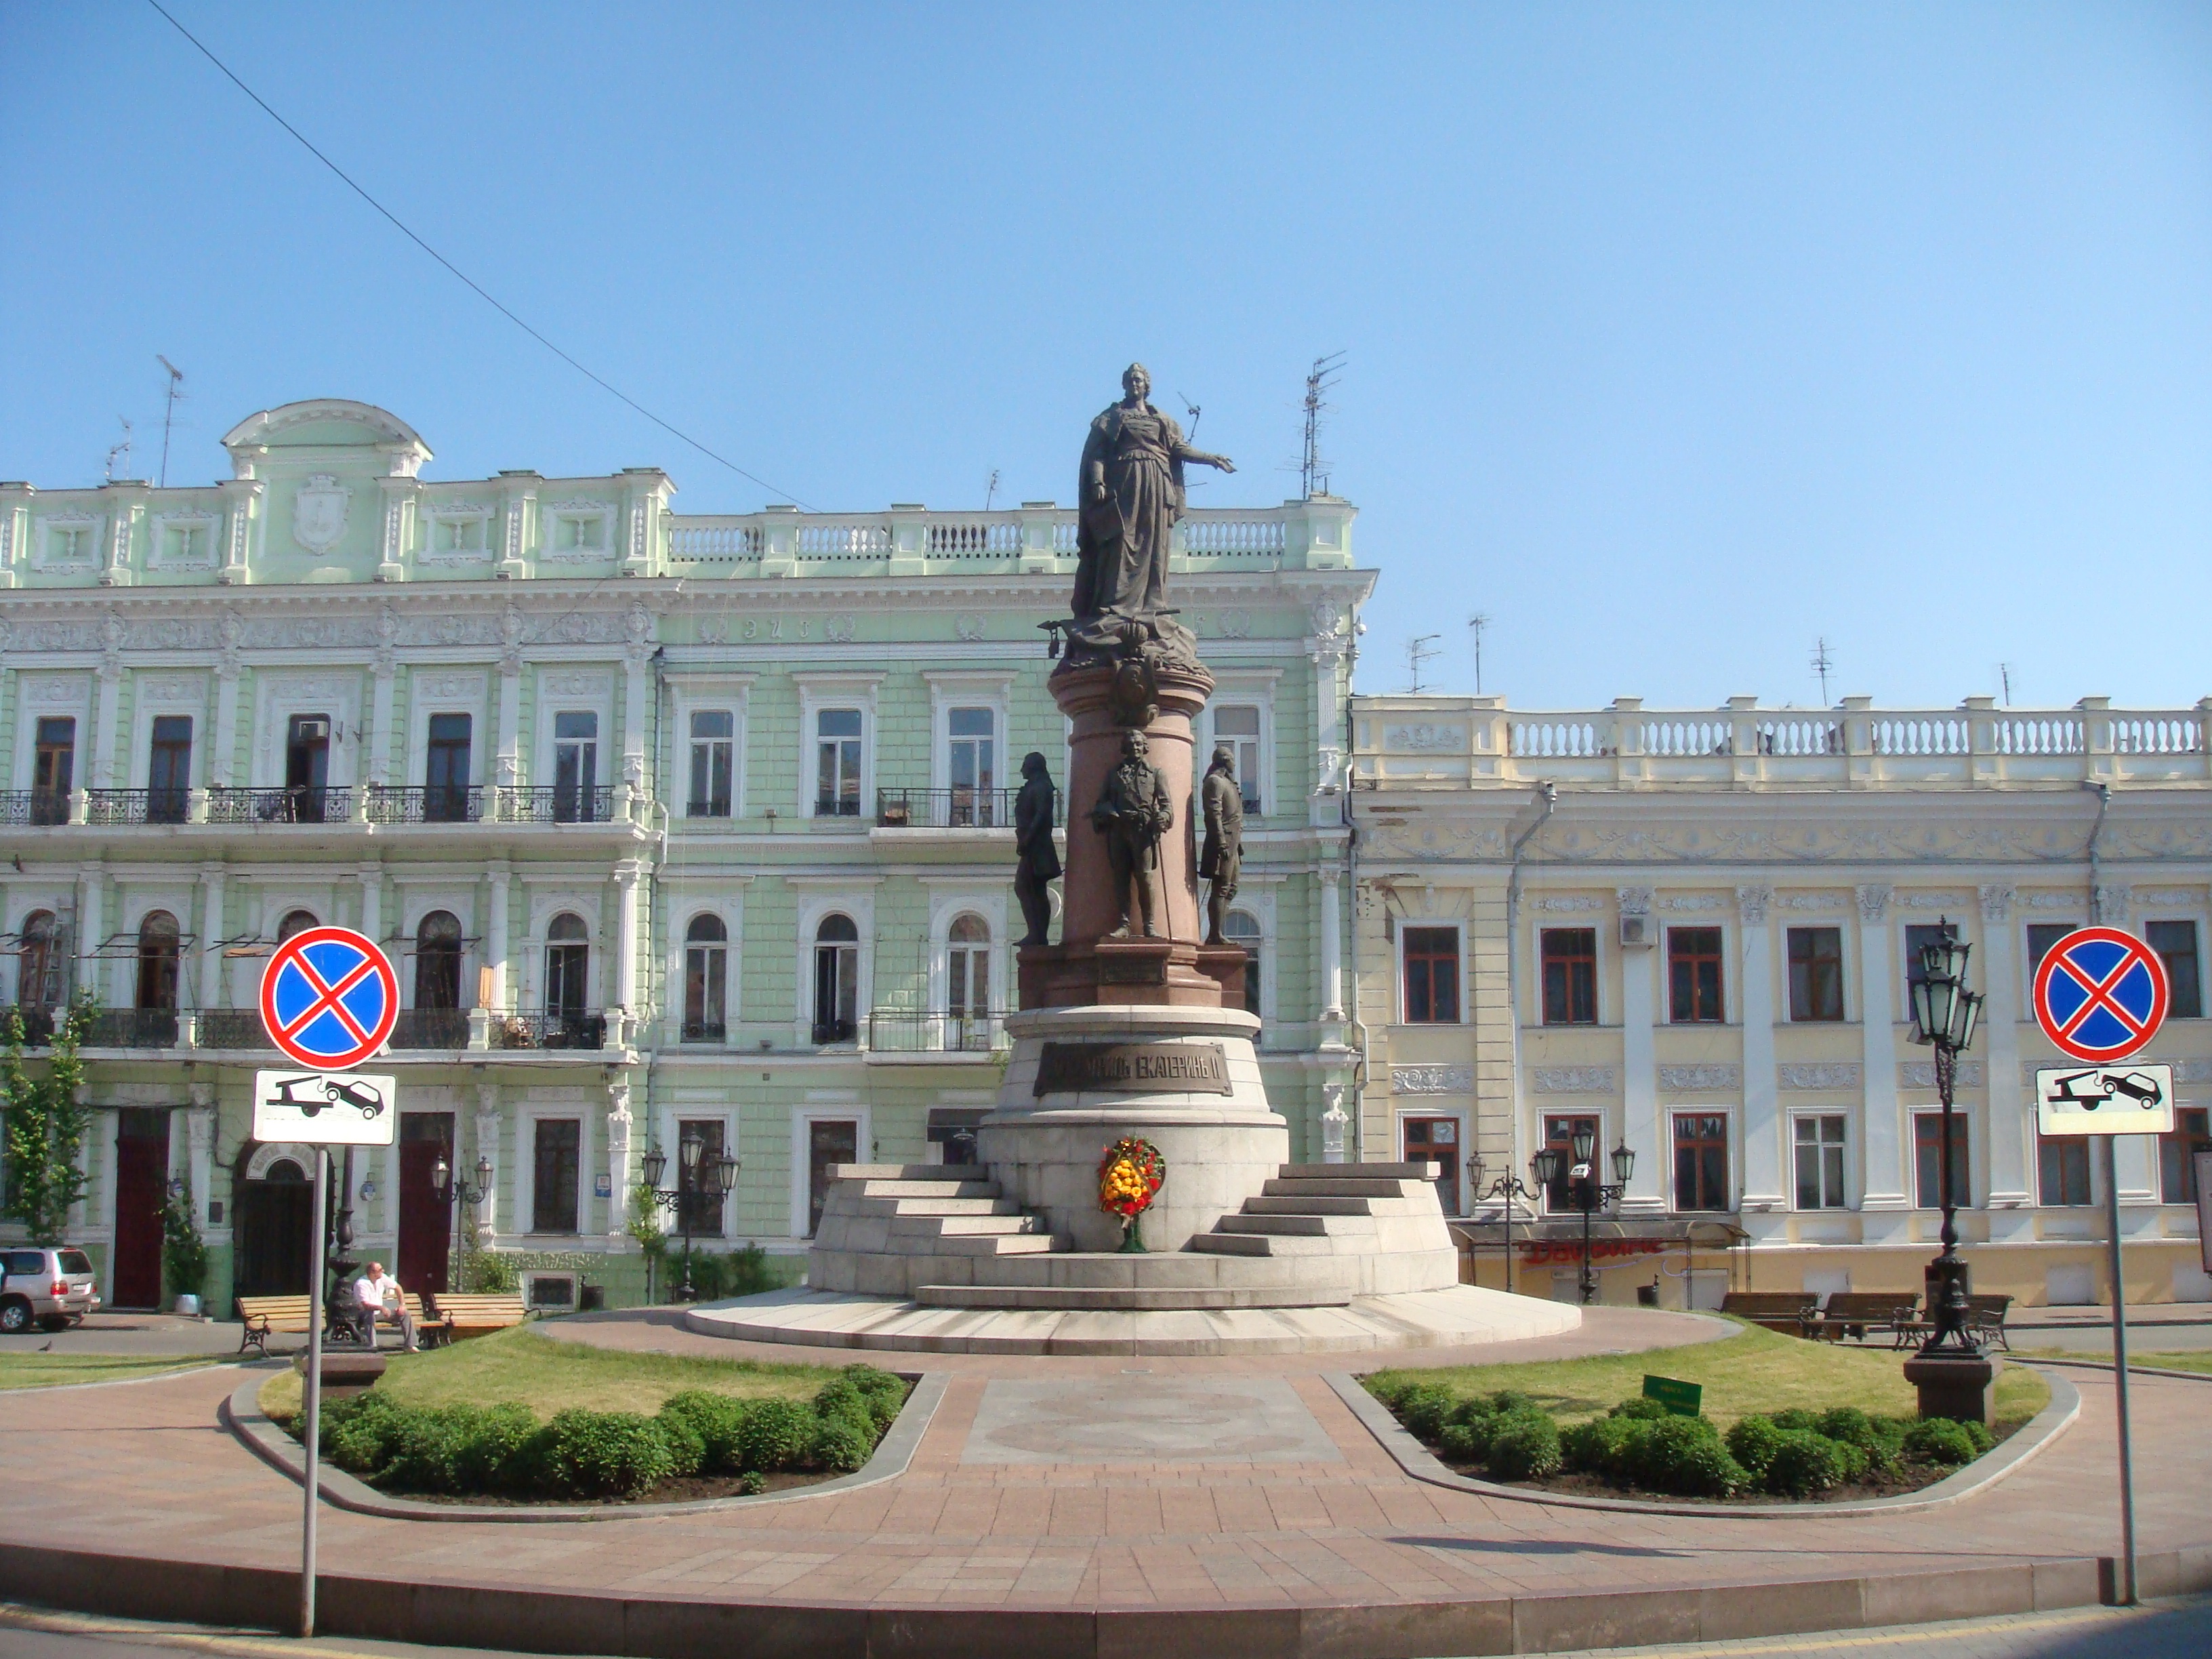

[688,710,734,817]
[1401,926,1459,1024]
[1794,1115,1847,1209]
[945,914,991,1046]
[415,912,463,1010]
[1787,927,1845,1022]
[17,912,64,1010]
[1667,927,1724,1024]
[1540,928,1597,1025]
[544,914,590,1020]
[812,914,859,1042]
[136,912,181,1012]
[1672,1113,1730,1212]
[814,710,863,816]
[684,914,728,1042]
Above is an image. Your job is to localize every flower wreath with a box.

[1098,1135,1167,1227]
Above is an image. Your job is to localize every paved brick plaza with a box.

[1,1309,2207,1652]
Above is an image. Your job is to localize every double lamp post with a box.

[639,1133,741,1303]
[1903,918,1991,1420]
[1470,1126,1635,1305]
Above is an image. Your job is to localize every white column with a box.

[369,659,396,788]
[621,636,650,815]
[1737,885,1783,1225]
[485,861,512,1009]
[606,1076,634,1242]
[198,865,226,1010]
[91,660,123,790]
[1617,888,1665,1213]
[359,864,384,947]
[1856,884,1909,1237]
[1979,884,2032,1233]
[1318,868,1344,1021]
[77,868,106,1007]
[186,1083,216,1229]
[474,1085,501,1243]
[495,657,522,789]
[615,860,642,1010]
[210,659,241,787]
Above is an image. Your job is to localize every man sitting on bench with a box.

[353,1262,418,1353]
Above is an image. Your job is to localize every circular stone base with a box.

[683,1283,1580,1357]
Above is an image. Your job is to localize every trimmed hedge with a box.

[312,1364,909,1502]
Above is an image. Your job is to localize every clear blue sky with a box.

[3,3,2207,710]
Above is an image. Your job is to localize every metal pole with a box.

[1580,1189,1595,1305]
[2103,1136,2137,1606]
[1503,1183,1514,1297]
[300,1148,328,1638]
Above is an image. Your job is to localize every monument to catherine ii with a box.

[689,370,1578,1355]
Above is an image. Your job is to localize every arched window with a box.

[812,914,859,1044]
[136,912,181,1011]
[544,914,590,1023]
[277,909,319,943]
[1223,909,1263,1021]
[17,911,63,1012]
[683,914,728,1043]
[945,914,991,1049]
[415,912,463,1010]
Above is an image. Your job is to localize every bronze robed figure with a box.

[1013,750,1060,947]
[1200,743,1244,946]
[1090,729,1174,939]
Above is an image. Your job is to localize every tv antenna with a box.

[105,418,134,484]
[156,356,186,488]
[1179,394,1202,443]
[1406,633,1442,693]
[1999,662,2014,706]
[1467,613,1492,696]
[1300,351,1345,498]
[984,468,1000,512]
[1811,636,1835,704]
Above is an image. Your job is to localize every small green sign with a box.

[1642,1375,1703,1417]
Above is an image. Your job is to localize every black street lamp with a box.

[1904,918,1990,1419]
[1465,1150,1541,1296]
[1536,1126,1637,1305]
[640,1133,741,1303]
[431,1152,494,1286]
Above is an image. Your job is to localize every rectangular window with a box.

[1214,705,1263,813]
[814,708,862,817]
[1540,928,1597,1026]
[552,711,598,821]
[146,715,192,825]
[1787,927,1845,1022]
[2148,920,2203,1021]
[425,712,472,821]
[2039,1134,2093,1207]
[1542,1113,1599,1212]
[1912,1113,1971,1210]
[1794,1115,1847,1209]
[1667,927,1724,1023]
[947,707,996,826]
[688,710,734,817]
[807,1118,858,1236]
[32,716,74,825]
[1672,1113,1730,1212]
[1401,926,1460,1024]
[2026,922,2077,979]
[2161,1106,2210,1205]
[531,1119,580,1233]
[677,1119,726,1238]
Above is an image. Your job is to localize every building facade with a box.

[1350,693,2212,1307]
[0,400,1368,1313]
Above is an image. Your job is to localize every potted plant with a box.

[161,1180,208,1315]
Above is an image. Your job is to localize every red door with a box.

[398,1113,455,1296]
[1401,1115,1463,1216]
[112,1109,170,1309]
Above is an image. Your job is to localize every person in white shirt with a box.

[353,1261,417,1352]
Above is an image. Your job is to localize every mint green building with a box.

[0,400,1370,1313]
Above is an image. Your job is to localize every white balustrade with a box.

[1993,715,2082,756]
[1871,716,1969,756]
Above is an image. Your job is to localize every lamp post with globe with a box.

[1902,917,1991,1422]
[1532,1126,1637,1305]
[640,1132,741,1303]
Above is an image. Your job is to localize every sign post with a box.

[255,926,398,1637]
[2031,924,2172,1609]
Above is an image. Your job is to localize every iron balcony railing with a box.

[813,795,863,819]
[865,1009,1008,1053]
[488,1008,607,1050]
[0,792,73,827]
[497,785,617,825]
[390,1007,471,1049]
[811,1016,857,1045]
[85,789,191,826]
[196,1009,272,1050]
[87,1008,180,1048]
[367,785,484,825]
[206,785,350,825]
[680,1020,727,1045]
[875,787,1058,830]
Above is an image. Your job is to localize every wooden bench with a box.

[1719,1290,1820,1336]
[1810,1292,1921,1345]
[425,1292,529,1340]
[1967,1292,2013,1351]
[236,1292,446,1358]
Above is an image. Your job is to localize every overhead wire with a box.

[144,0,811,510]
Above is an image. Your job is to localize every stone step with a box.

[1276,1162,1439,1181]
[1214,1213,1372,1238]
[847,1195,1021,1218]
[888,1214,1048,1239]
[914,1283,1353,1311]
[1188,1232,1340,1258]
[1241,1195,1377,1216]
[930,1233,1059,1256]
[1261,1177,1427,1200]
[852,1179,1002,1201]
[827,1163,948,1182]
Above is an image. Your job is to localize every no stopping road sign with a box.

[258,926,398,1071]
[2031,926,2169,1064]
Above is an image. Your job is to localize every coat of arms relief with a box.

[291,474,352,556]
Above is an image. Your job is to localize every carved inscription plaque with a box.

[1034,1041,1233,1098]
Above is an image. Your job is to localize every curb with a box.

[220,1366,948,1523]
[2018,1355,2212,1383]
[0,1359,234,1393]
[1326,1364,2081,1519]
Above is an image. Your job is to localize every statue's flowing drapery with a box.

[1073,403,1191,621]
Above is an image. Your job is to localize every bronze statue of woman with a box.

[1072,365,1235,626]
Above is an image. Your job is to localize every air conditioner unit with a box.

[292,718,331,743]
[1618,914,1650,948]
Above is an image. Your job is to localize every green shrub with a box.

[1365,1375,1416,1411]
[1610,1395,1670,1422]
[838,1365,907,1431]
[1814,1407,1876,1448]
[1761,1429,1845,1497]
[320,1392,408,1475]
[724,1243,781,1296]
[1395,1383,1458,1442]
[1436,1421,1482,1463]
[1561,1413,1645,1477]
[738,1398,816,1474]
[1486,1389,1537,1416]
[1633,1414,1746,1497]
[811,1414,874,1474]
[1724,1415,1786,1479]
[657,1404,707,1478]
[737,1470,768,1496]
[1902,1417,1990,1467]
[661,1391,753,1475]
[542,1410,676,1499]
[380,1406,485,1494]
[1769,1408,1820,1433]
[463,1403,545,1492]
[1484,1410,1562,1481]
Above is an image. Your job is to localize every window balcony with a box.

[196,1009,272,1050]
[875,787,1048,830]
[865,1009,1007,1053]
[84,789,191,826]
[680,1020,727,1045]
[497,785,617,825]
[207,785,349,825]
[391,1007,471,1050]
[488,1008,607,1050]
[0,790,77,827]
[87,1008,180,1048]
[811,1017,857,1045]
[367,785,483,825]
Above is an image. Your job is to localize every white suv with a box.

[0,1248,100,1334]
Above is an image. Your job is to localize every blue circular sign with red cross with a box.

[2031,925,2169,1064]
[258,926,399,1071]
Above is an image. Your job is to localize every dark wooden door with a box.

[112,1109,171,1309]
[233,1158,314,1303]
[808,1119,858,1237]
[1401,1115,1462,1216]
[398,1113,455,1294]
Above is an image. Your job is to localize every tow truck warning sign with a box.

[2034,1064,2175,1138]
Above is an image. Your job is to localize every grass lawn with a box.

[0,1354,219,1391]
[1368,1317,2051,1432]
[260,1325,857,1424]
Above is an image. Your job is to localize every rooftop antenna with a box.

[984,468,1000,512]
[1178,394,1201,443]
[1999,662,2014,707]
[1811,636,1835,704]
[1300,351,1345,499]
[1467,613,1492,696]
[155,356,186,488]
[105,418,134,484]
[1406,633,1441,693]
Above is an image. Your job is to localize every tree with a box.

[1,995,96,1244]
